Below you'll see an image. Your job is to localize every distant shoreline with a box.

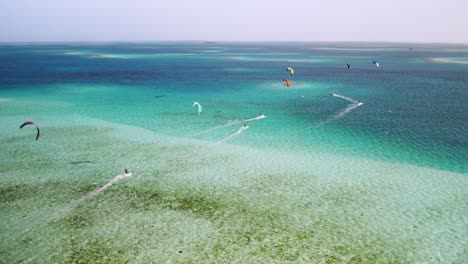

[1,40,468,46]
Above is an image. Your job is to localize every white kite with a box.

[193,102,202,115]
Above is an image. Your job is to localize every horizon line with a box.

[1,40,468,45]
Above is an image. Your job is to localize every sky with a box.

[1,0,468,43]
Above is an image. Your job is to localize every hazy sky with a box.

[1,0,467,43]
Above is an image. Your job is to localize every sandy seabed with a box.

[0,116,466,263]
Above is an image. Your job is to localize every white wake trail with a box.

[76,173,133,204]
[331,93,359,104]
[332,102,363,119]
[192,114,266,137]
[217,125,249,143]
[312,95,363,128]
[242,114,267,122]
[42,172,134,225]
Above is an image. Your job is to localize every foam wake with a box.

[44,172,134,224]
[77,173,133,204]
[332,102,363,119]
[312,94,363,127]
[192,114,266,137]
[332,93,359,104]
[217,125,249,143]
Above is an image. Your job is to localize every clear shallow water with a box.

[0,42,467,262]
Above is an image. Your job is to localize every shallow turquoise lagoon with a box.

[0,42,467,263]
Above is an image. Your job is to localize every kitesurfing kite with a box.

[373,61,380,67]
[286,67,294,76]
[282,79,291,88]
[20,121,40,140]
[193,102,202,115]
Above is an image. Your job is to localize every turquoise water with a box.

[1,42,466,172]
[0,42,467,262]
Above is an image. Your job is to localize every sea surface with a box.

[0,42,467,263]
